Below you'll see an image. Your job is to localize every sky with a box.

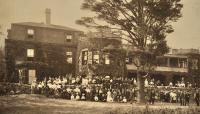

[0,0,200,49]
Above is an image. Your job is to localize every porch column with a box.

[178,58,180,68]
[167,58,170,67]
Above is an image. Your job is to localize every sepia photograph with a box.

[0,0,200,114]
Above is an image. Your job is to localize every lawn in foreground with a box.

[0,94,200,114]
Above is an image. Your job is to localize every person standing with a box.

[180,91,184,106]
[107,89,113,102]
[85,86,91,101]
[185,91,190,106]
[194,89,200,106]
[149,89,155,105]
[31,80,36,94]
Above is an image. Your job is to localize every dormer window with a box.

[65,34,72,42]
[27,29,34,39]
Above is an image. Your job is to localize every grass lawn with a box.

[0,94,200,114]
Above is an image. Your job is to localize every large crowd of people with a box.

[31,76,138,103]
[30,75,200,106]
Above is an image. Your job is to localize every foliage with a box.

[0,82,31,95]
[5,39,76,82]
[77,0,183,103]
[77,0,183,57]
[89,48,127,78]
[186,53,200,87]
[79,30,125,77]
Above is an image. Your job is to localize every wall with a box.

[5,39,77,83]
[8,24,80,45]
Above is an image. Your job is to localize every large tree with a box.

[77,0,183,103]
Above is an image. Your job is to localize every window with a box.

[169,58,179,67]
[105,54,110,65]
[88,51,93,64]
[93,51,99,64]
[126,57,133,64]
[179,58,188,68]
[66,52,72,56]
[125,58,129,63]
[27,29,34,38]
[157,57,168,67]
[66,51,73,64]
[27,49,34,57]
[65,35,72,42]
[82,51,88,65]
[18,69,25,84]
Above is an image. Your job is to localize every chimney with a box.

[45,8,51,24]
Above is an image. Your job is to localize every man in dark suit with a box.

[150,89,155,104]
[185,91,190,106]
[194,89,200,106]
[180,91,185,106]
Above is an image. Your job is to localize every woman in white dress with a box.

[75,93,80,100]
[71,93,75,100]
[107,90,113,102]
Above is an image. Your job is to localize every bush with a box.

[0,82,31,95]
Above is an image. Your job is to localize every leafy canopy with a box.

[77,0,183,56]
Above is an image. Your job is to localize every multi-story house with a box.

[5,9,83,84]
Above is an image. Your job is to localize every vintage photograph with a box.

[0,0,200,114]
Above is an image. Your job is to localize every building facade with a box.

[126,49,200,86]
[79,29,200,86]
[5,22,82,84]
[78,30,125,79]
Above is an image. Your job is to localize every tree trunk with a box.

[137,67,145,103]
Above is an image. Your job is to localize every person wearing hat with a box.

[184,91,190,106]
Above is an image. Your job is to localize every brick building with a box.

[5,9,83,84]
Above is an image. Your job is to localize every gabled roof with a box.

[13,22,82,32]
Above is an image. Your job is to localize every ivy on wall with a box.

[5,39,77,82]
